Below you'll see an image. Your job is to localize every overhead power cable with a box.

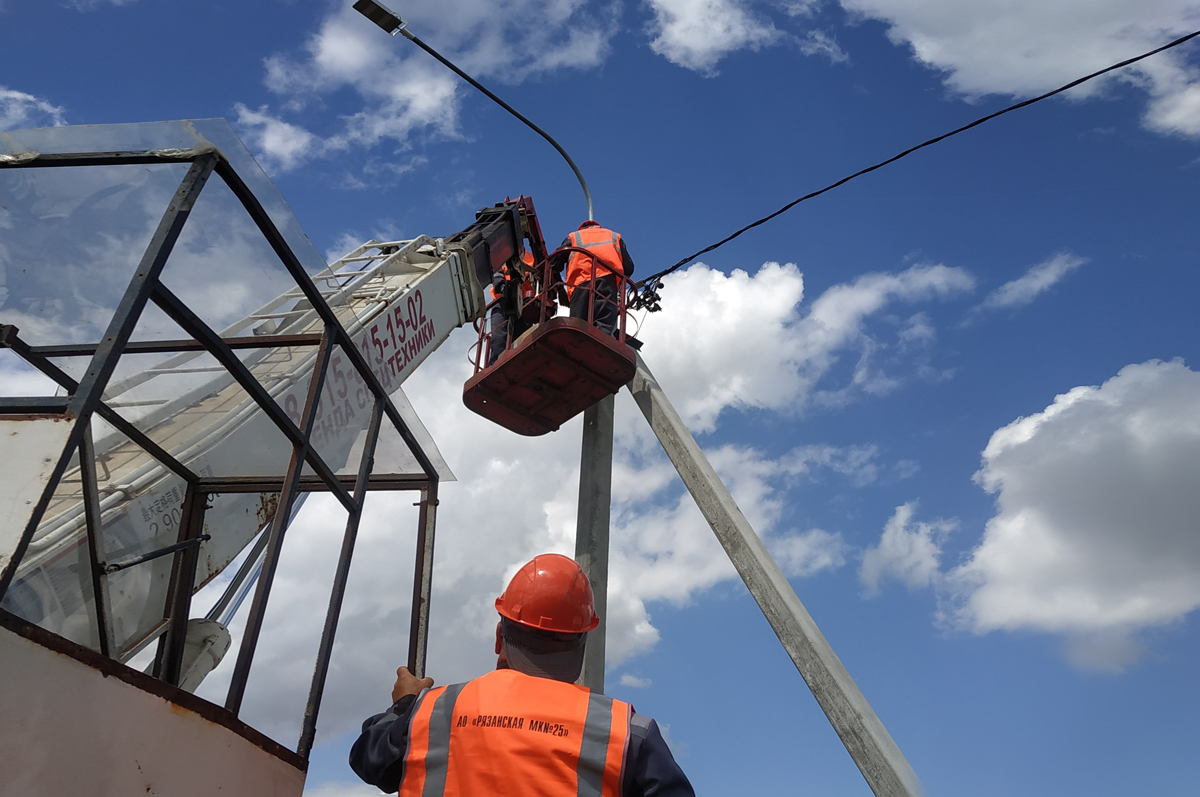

[353,0,595,221]
[632,27,1200,308]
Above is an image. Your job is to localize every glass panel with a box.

[102,348,298,480]
[305,343,378,477]
[0,119,328,279]
[1,449,101,652]
[78,423,184,658]
[387,386,456,482]
[0,162,188,346]
[371,414,427,477]
[0,348,61,395]
[157,174,307,341]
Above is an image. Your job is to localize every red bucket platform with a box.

[463,317,637,436]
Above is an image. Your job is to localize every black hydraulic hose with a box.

[634,27,1200,301]
[354,0,594,220]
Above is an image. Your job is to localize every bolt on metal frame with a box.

[0,146,442,762]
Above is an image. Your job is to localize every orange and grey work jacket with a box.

[564,227,631,299]
[399,669,629,797]
[492,250,537,302]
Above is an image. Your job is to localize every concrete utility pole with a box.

[627,354,924,797]
[574,394,614,694]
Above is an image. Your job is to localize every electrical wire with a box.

[632,27,1200,306]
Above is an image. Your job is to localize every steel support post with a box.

[224,333,336,714]
[298,402,384,758]
[79,425,116,657]
[156,487,208,686]
[574,394,614,694]
[627,354,924,797]
[407,481,439,678]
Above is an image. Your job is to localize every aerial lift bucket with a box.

[463,316,635,435]
[463,243,636,436]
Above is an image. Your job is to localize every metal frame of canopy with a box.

[0,146,440,761]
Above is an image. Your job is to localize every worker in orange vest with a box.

[349,553,694,796]
[558,220,635,336]
[487,247,537,365]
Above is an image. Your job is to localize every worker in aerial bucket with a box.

[557,220,635,336]
[487,247,536,365]
[349,553,695,796]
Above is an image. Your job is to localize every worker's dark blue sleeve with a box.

[619,238,635,278]
[623,713,696,797]
[348,693,418,794]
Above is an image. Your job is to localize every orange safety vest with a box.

[399,669,631,797]
[492,250,537,301]
[565,227,625,299]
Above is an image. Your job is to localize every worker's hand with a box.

[392,666,434,703]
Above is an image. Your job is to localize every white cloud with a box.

[771,527,849,577]
[0,351,60,396]
[838,0,1200,137]
[65,0,138,8]
[860,503,955,596]
[977,251,1086,312]
[798,29,849,64]
[620,673,653,687]
[241,1,617,168]
[645,0,779,73]
[194,257,971,743]
[233,104,319,173]
[641,261,974,430]
[0,86,65,131]
[943,359,1200,670]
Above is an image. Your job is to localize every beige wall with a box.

[0,624,306,797]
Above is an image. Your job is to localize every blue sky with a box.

[4,1,1200,795]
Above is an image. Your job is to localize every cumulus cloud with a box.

[866,360,1200,671]
[798,29,849,64]
[645,0,779,73]
[944,359,1200,670]
[619,673,653,687]
[0,86,65,131]
[976,251,1086,312]
[64,0,138,8]
[193,257,971,745]
[860,502,955,596]
[233,104,319,172]
[838,0,1200,137]
[239,1,617,170]
[643,261,974,430]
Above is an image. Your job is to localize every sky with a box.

[3,0,1200,795]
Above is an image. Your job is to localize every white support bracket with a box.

[627,353,924,797]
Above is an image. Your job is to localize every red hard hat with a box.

[495,554,599,633]
[578,220,601,229]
